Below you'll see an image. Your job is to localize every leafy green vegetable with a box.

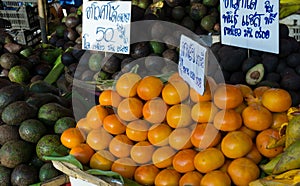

[43,154,83,170]
[44,54,64,85]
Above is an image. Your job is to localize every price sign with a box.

[179,35,207,95]
[220,0,279,54]
[82,1,131,54]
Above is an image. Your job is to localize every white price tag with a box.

[82,1,131,54]
[220,0,279,54]
[179,35,207,95]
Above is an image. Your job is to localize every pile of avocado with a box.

[211,24,300,106]
[0,80,75,186]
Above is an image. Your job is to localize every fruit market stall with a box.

[1,0,300,185]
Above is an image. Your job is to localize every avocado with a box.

[29,80,59,95]
[288,90,300,106]
[19,119,47,143]
[280,73,300,90]
[257,80,280,88]
[203,0,218,7]
[54,117,76,134]
[164,0,185,7]
[36,134,66,162]
[171,6,185,21]
[144,54,166,72]
[0,124,20,145]
[280,67,296,77]
[279,23,289,39]
[180,16,196,31]
[242,57,258,73]
[1,101,37,125]
[162,49,178,62]
[245,63,264,85]
[189,3,207,21]
[229,71,245,84]
[261,54,278,73]
[4,43,22,54]
[34,63,52,77]
[8,65,30,84]
[29,154,44,169]
[279,38,294,58]
[0,165,11,186]
[0,53,19,70]
[149,41,166,55]
[0,140,34,168]
[38,103,73,126]
[11,164,38,186]
[0,78,11,88]
[61,51,77,66]
[102,55,121,74]
[287,53,300,68]
[220,48,247,72]
[266,72,281,83]
[39,162,61,182]
[130,42,151,59]
[201,14,217,32]
[0,84,25,110]
[276,59,288,73]
[26,92,71,109]
[88,53,104,72]
[288,36,300,53]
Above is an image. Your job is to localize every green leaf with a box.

[44,54,64,84]
[43,154,83,170]
[29,183,41,186]
[124,178,142,186]
[86,169,124,184]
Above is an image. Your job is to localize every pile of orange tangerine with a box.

[60,72,292,186]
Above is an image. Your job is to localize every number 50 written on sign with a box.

[96,27,114,42]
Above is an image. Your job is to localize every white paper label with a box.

[82,1,131,54]
[179,35,207,95]
[220,0,279,54]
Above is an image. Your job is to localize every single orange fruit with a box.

[126,119,149,142]
[162,80,189,105]
[191,101,218,123]
[143,97,168,124]
[172,149,197,173]
[98,89,122,107]
[190,123,221,150]
[194,147,225,173]
[103,114,126,135]
[76,118,92,138]
[213,109,242,131]
[86,105,109,129]
[221,131,253,159]
[179,171,203,186]
[256,128,283,158]
[262,88,292,112]
[168,127,193,150]
[137,76,163,100]
[61,127,85,149]
[166,104,192,128]
[213,84,243,109]
[271,112,289,130]
[117,97,143,121]
[245,145,263,164]
[154,168,181,186]
[227,157,260,186]
[148,123,172,146]
[89,149,115,171]
[152,146,176,169]
[200,170,231,186]
[189,82,212,102]
[130,141,155,164]
[111,157,137,179]
[235,84,253,98]
[109,134,133,158]
[69,143,94,164]
[86,128,113,151]
[238,125,257,139]
[115,72,141,97]
[134,164,160,185]
[242,104,273,131]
